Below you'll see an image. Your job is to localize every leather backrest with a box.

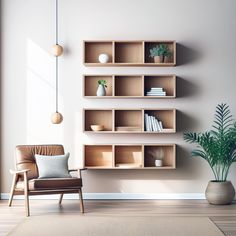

[15,145,65,180]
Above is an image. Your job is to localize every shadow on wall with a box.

[176,43,201,66]
[84,145,202,182]
[177,76,200,98]
[177,110,200,132]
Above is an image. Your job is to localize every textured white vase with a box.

[98,54,109,63]
[155,159,163,167]
[96,85,106,96]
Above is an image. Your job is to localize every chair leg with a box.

[8,174,17,207]
[78,188,84,213]
[59,193,64,204]
[24,173,30,217]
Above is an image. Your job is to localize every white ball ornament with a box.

[98,54,109,63]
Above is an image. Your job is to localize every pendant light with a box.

[51,0,63,124]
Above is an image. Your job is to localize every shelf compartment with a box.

[84,145,113,168]
[84,109,113,131]
[115,145,143,168]
[144,41,176,64]
[84,75,113,97]
[114,42,143,63]
[84,40,176,66]
[84,41,113,63]
[144,75,176,98]
[115,110,143,132]
[83,74,176,99]
[144,144,176,168]
[144,109,176,133]
[115,76,143,97]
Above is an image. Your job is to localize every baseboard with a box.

[0,193,206,200]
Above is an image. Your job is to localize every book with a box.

[151,116,157,131]
[155,118,161,131]
[115,126,141,131]
[144,114,150,131]
[147,115,152,131]
[146,92,166,96]
[150,88,163,91]
[159,121,163,131]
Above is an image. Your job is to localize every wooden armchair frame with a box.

[8,168,86,217]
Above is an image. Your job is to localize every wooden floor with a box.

[0,199,236,236]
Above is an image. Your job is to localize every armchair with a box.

[8,145,86,216]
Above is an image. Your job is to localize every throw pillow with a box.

[35,153,71,179]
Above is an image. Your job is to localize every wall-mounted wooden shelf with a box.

[83,108,176,133]
[83,144,176,169]
[84,40,176,66]
[83,75,176,98]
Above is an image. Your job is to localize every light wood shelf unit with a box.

[83,75,176,98]
[83,108,176,133]
[83,144,176,169]
[84,40,176,66]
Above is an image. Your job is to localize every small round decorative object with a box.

[98,53,109,63]
[51,112,63,124]
[91,125,104,131]
[52,44,63,56]
[155,159,163,167]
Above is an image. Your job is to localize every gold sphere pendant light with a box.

[51,0,63,124]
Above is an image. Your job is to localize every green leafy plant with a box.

[149,44,172,58]
[183,103,236,182]
[98,80,107,88]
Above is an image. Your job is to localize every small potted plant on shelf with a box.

[148,148,164,167]
[96,80,107,96]
[183,103,236,205]
[149,44,172,63]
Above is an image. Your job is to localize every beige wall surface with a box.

[1,0,236,195]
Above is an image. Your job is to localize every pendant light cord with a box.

[55,0,59,112]
[56,56,58,112]
[55,0,58,44]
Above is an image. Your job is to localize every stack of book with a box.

[144,114,163,132]
[146,87,166,96]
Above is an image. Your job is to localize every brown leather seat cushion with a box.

[16,178,82,191]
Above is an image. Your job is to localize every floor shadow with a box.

[176,43,200,66]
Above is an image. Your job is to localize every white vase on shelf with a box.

[96,85,106,96]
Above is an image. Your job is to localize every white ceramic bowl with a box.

[90,125,104,131]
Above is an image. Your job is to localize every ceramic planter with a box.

[164,56,171,63]
[96,85,106,96]
[154,55,164,63]
[205,181,235,205]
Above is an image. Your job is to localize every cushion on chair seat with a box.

[16,178,82,191]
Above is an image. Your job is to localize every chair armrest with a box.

[69,168,87,172]
[69,168,87,178]
[9,169,30,175]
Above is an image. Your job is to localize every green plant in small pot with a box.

[96,80,107,96]
[149,44,172,63]
[183,103,236,204]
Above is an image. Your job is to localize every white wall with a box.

[1,0,236,196]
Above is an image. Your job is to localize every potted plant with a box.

[149,44,172,63]
[96,79,107,96]
[183,103,236,204]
